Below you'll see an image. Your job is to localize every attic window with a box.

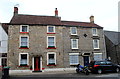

[20,25,29,33]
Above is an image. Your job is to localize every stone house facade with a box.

[7,7,106,71]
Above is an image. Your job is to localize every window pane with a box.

[49,54,54,59]
[48,37,54,46]
[94,53,102,61]
[48,54,55,65]
[69,55,79,65]
[21,37,28,46]
[71,39,78,49]
[71,27,77,34]
[93,39,99,48]
[22,26,27,32]
[48,27,54,32]
[92,29,97,35]
[20,54,27,65]
[73,39,77,48]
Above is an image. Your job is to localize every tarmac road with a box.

[9,72,120,79]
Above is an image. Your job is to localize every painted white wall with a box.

[0,23,8,53]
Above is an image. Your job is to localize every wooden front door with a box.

[34,57,40,71]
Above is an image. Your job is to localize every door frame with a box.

[32,56,42,71]
[83,56,90,66]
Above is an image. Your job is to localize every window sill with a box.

[94,48,100,49]
[71,48,79,50]
[70,64,78,66]
[47,46,56,49]
[47,33,56,34]
[20,32,29,34]
[71,34,78,36]
[47,65,56,66]
[93,35,98,37]
[18,65,29,67]
[19,47,29,49]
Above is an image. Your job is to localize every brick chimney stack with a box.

[90,15,94,23]
[55,8,58,17]
[14,7,18,15]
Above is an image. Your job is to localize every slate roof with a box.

[104,31,120,45]
[9,14,103,29]
[1,23,8,34]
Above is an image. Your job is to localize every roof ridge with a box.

[18,14,58,17]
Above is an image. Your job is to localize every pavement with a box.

[9,69,76,76]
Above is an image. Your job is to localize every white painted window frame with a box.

[19,53,29,66]
[19,35,29,47]
[20,25,29,32]
[69,53,79,65]
[92,28,98,36]
[47,52,56,65]
[70,27,77,35]
[71,39,78,49]
[47,36,56,48]
[47,26,55,33]
[93,39,99,49]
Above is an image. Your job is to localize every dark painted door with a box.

[83,56,89,66]
[34,57,40,71]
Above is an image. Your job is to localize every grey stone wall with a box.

[8,25,106,69]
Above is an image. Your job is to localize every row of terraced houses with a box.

[0,7,107,72]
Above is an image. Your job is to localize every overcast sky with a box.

[0,0,119,31]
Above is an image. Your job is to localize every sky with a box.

[0,0,119,31]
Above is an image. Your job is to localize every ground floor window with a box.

[19,53,29,66]
[47,52,56,65]
[69,53,79,65]
[94,53,102,61]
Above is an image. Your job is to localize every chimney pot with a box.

[90,15,94,23]
[14,7,18,15]
[55,8,58,17]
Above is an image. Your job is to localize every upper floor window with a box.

[47,36,56,48]
[47,26,55,33]
[71,39,78,49]
[20,36,29,48]
[47,52,56,65]
[92,28,98,36]
[70,27,77,35]
[93,39,99,49]
[19,53,29,66]
[20,25,29,33]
